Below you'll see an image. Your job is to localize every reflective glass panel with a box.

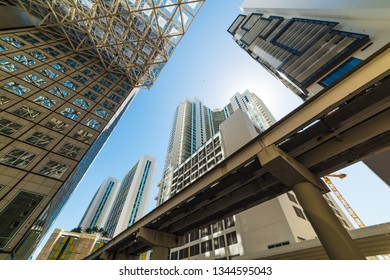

[2,81,31,95]
[49,87,70,99]
[23,74,46,87]
[33,95,57,108]
[0,59,18,73]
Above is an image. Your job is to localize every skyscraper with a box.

[228,0,390,100]
[0,1,204,259]
[105,155,156,238]
[157,91,354,260]
[78,177,120,231]
[156,90,274,205]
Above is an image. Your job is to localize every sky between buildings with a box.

[33,0,390,258]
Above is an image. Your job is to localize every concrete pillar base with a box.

[293,181,365,260]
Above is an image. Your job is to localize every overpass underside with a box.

[86,45,390,260]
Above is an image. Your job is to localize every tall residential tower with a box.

[0,1,204,259]
[228,0,390,100]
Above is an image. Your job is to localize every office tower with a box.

[105,155,156,238]
[0,1,204,259]
[36,228,110,260]
[78,177,120,231]
[228,0,390,100]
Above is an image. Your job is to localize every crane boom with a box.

[323,176,366,228]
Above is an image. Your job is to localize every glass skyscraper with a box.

[0,0,204,259]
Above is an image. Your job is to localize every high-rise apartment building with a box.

[105,155,156,238]
[78,177,120,231]
[156,92,354,260]
[156,90,274,205]
[0,1,204,259]
[228,0,390,100]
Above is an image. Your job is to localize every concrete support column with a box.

[293,181,365,260]
[151,246,170,260]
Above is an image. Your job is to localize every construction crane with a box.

[324,174,390,260]
[323,174,365,228]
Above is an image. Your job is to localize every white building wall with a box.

[114,156,156,236]
[79,177,120,230]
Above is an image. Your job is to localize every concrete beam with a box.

[257,144,327,190]
[136,227,184,248]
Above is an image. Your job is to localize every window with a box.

[83,69,96,78]
[319,57,363,87]
[1,37,25,48]
[84,91,98,101]
[0,148,36,168]
[99,78,112,88]
[73,98,90,110]
[121,82,131,90]
[30,50,46,61]
[190,244,200,257]
[23,74,46,87]
[61,107,81,120]
[287,192,298,204]
[13,55,35,66]
[92,84,105,94]
[108,94,121,103]
[45,118,69,132]
[13,106,41,120]
[91,64,102,74]
[33,32,50,41]
[72,74,88,84]
[54,44,70,53]
[2,81,30,95]
[226,232,238,245]
[102,100,115,110]
[18,34,39,44]
[0,96,11,106]
[64,59,78,68]
[189,230,199,242]
[224,216,235,228]
[85,118,102,130]
[49,87,70,99]
[73,129,93,143]
[267,241,290,249]
[107,73,117,82]
[200,225,211,237]
[25,132,54,148]
[39,68,59,79]
[0,59,18,73]
[74,55,87,64]
[178,248,189,260]
[62,80,79,91]
[52,63,69,73]
[115,88,127,97]
[293,206,306,220]
[201,240,212,253]
[0,118,23,136]
[170,251,178,260]
[0,191,44,249]
[58,143,82,159]
[213,221,224,233]
[0,44,8,51]
[38,160,69,179]
[33,95,56,108]
[94,108,109,119]
[43,47,60,57]
[214,236,225,249]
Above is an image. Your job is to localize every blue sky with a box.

[33,0,390,257]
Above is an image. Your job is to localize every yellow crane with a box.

[323,174,365,228]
